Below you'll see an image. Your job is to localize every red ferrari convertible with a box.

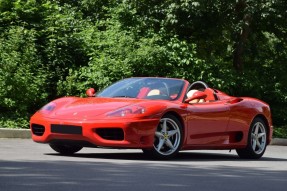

[30,77,272,159]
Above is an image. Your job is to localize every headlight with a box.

[107,105,146,117]
[39,102,56,113]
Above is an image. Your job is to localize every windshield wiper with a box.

[112,95,135,98]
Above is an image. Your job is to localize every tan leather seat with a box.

[147,89,160,96]
[186,89,205,103]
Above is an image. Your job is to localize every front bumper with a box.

[30,116,159,149]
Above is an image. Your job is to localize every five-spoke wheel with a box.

[236,118,268,159]
[143,114,183,159]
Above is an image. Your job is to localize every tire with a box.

[143,114,183,159]
[236,118,268,159]
[49,143,83,155]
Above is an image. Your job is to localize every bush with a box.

[273,126,287,139]
[58,20,204,95]
[0,27,47,128]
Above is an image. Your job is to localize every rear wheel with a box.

[236,118,267,159]
[49,143,83,155]
[143,114,183,159]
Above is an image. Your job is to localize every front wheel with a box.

[49,143,83,155]
[143,114,183,159]
[236,118,268,159]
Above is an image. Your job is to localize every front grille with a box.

[51,124,82,135]
[95,128,124,141]
[31,124,45,136]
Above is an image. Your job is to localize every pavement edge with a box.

[0,128,287,145]
[0,128,31,139]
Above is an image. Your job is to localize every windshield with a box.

[97,78,185,101]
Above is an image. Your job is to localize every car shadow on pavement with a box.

[1,158,287,191]
[45,151,287,162]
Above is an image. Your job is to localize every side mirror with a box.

[86,88,96,97]
[184,91,207,103]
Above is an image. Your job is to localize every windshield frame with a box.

[96,77,186,101]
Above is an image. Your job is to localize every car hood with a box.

[46,97,146,120]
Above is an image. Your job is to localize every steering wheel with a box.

[162,82,170,96]
[149,82,170,96]
[189,81,209,91]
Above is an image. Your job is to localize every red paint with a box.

[30,77,273,152]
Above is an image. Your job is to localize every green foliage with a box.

[59,21,203,95]
[0,26,47,128]
[0,0,286,130]
[273,126,287,139]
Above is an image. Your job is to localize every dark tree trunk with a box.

[233,0,251,73]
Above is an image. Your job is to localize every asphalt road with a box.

[0,139,287,191]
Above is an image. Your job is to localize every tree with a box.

[0,0,286,128]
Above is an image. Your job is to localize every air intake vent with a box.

[95,128,124,141]
[51,124,82,135]
[31,124,45,136]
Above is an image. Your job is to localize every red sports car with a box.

[30,77,273,159]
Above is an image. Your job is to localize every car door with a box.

[185,100,230,145]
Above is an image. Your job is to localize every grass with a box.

[273,126,287,139]
[0,118,29,129]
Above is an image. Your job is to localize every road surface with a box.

[0,139,287,191]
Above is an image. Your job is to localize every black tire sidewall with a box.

[49,143,83,155]
[237,118,268,159]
